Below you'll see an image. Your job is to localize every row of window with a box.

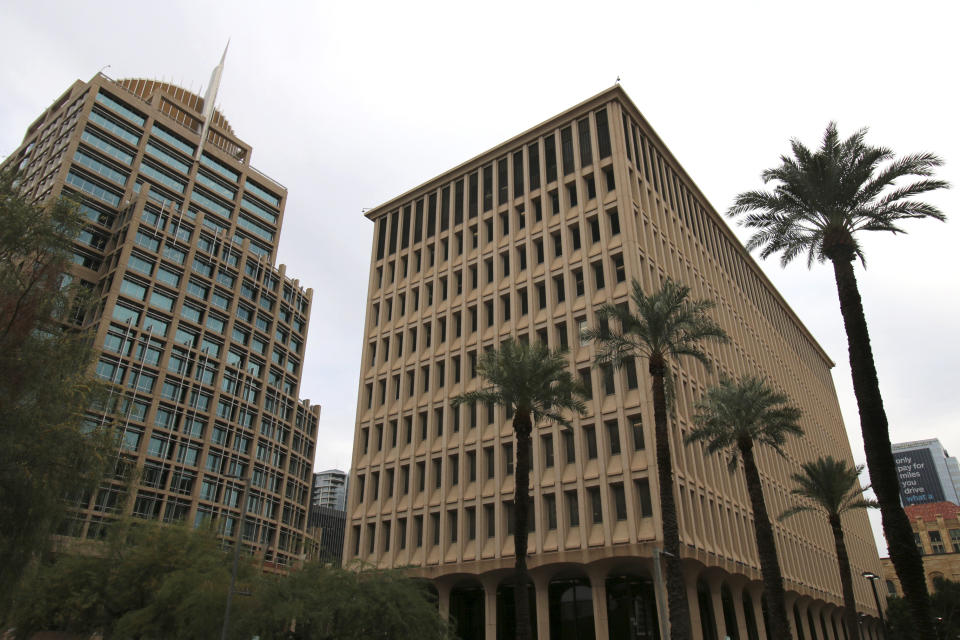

[356,415,646,499]
[375,108,613,261]
[369,250,627,340]
[917,528,960,554]
[352,477,651,557]
[372,204,622,301]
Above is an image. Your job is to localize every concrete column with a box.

[589,571,610,640]
[687,574,704,640]
[749,587,768,640]
[797,600,813,640]
[533,572,551,640]
[808,603,826,640]
[785,594,799,640]
[709,578,728,640]
[480,575,500,640]
[438,579,452,621]
[730,583,749,640]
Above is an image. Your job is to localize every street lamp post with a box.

[862,571,886,639]
[221,474,252,640]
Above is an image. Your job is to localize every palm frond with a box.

[449,338,587,431]
[728,122,949,268]
[687,375,803,472]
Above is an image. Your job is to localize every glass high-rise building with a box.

[892,439,960,506]
[345,86,885,639]
[4,67,318,568]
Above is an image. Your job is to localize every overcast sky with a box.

[3,0,957,555]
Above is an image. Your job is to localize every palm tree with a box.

[585,277,728,640]
[781,456,878,640]
[450,338,586,640]
[685,375,803,640]
[728,122,948,638]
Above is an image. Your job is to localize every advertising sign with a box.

[895,448,946,505]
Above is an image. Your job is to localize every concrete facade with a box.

[4,72,319,568]
[344,86,884,639]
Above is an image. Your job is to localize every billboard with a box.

[895,448,946,505]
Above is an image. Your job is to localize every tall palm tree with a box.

[781,456,878,640]
[728,122,948,638]
[685,375,803,640]
[585,277,728,640]
[451,339,586,640]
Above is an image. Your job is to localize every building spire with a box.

[196,40,229,161]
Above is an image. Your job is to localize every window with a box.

[589,486,603,524]
[588,216,601,243]
[584,426,597,459]
[624,357,638,389]
[554,275,565,304]
[951,529,960,552]
[930,530,946,554]
[579,368,592,400]
[578,117,592,167]
[613,254,626,283]
[574,269,585,297]
[485,503,496,538]
[593,261,605,290]
[566,490,579,527]
[504,443,514,475]
[485,446,495,479]
[468,451,477,482]
[612,483,627,521]
[635,478,653,517]
[563,430,576,464]
[606,420,621,455]
[607,208,620,235]
[631,415,645,450]
[602,364,615,395]
[542,433,554,468]
[545,494,557,530]
[569,224,581,251]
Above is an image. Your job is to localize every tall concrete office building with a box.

[4,62,319,568]
[345,86,885,639]
[892,439,960,506]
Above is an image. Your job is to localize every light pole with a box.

[220,474,251,640]
[862,571,886,639]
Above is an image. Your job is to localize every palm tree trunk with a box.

[830,256,934,638]
[651,361,692,640]
[829,513,861,640]
[739,440,791,640]
[512,410,533,640]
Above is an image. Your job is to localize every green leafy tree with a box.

[451,339,586,640]
[728,123,948,637]
[585,278,728,640]
[0,169,113,612]
[780,456,877,640]
[10,519,259,639]
[257,563,453,639]
[685,375,802,640]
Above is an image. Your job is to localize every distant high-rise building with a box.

[344,86,885,639]
[312,468,348,510]
[892,439,960,506]
[3,62,319,568]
